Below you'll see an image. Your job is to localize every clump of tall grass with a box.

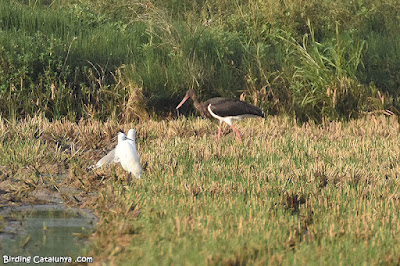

[274,22,382,122]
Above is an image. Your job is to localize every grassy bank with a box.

[0,0,400,121]
[1,115,399,264]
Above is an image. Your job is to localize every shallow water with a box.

[0,204,97,260]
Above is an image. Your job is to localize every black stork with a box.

[176,89,264,141]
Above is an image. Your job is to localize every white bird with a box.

[115,130,142,178]
[89,129,141,178]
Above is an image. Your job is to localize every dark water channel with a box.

[0,204,97,264]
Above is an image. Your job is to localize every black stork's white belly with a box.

[207,104,261,125]
[205,98,264,141]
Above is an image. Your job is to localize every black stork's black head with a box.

[176,89,198,109]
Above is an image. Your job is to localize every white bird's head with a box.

[117,132,127,143]
[127,129,136,139]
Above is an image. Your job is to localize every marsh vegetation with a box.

[1,0,400,264]
[0,0,399,121]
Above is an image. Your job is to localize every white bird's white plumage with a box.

[115,129,142,178]
[89,129,142,178]
[92,149,117,168]
[89,129,136,169]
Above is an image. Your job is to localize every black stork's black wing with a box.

[206,97,264,118]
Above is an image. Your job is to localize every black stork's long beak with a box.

[176,93,190,109]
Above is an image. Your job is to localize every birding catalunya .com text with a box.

[3,255,93,264]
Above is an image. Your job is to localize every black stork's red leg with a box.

[217,120,223,142]
[230,124,242,141]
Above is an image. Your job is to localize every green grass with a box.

[1,0,400,121]
[1,115,400,264]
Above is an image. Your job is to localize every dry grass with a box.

[1,114,400,265]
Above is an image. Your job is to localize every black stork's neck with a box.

[190,92,202,111]
[186,89,210,118]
